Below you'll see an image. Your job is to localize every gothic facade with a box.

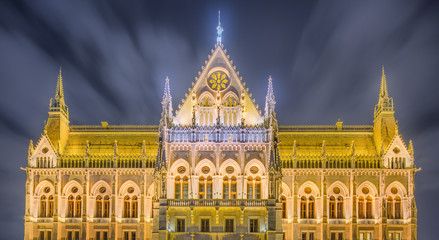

[24,26,417,240]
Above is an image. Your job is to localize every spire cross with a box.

[216,10,223,45]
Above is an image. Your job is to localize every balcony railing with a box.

[167,199,268,207]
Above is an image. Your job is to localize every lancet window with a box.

[247,176,261,199]
[359,196,373,219]
[300,196,315,219]
[223,176,237,199]
[199,176,213,199]
[222,95,239,125]
[95,195,110,218]
[199,95,214,126]
[175,176,189,199]
[281,195,287,218]
[67,195,82,218]
[329,196,344,219]
[123,195,138,218]
[387,196,402,219]
[39,195,53,217]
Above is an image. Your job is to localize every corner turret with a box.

[44,67,69,154]
[373,66,397,154]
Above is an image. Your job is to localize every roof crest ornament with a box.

[216,10,223,46]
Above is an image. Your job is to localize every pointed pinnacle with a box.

[380,65,388,98]
[56,66,64,99]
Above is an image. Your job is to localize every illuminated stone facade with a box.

[24,42,417,239]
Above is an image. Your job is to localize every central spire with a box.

[216,10,223,45]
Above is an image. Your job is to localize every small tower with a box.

[373,66,397,154]
[160,76,173,127]
[45,67,69,154]
[264,76,276,120]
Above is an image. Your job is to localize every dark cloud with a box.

[0,0,438,238]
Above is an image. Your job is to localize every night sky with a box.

[1,0,438,238]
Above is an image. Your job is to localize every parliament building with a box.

[24,19,418,240]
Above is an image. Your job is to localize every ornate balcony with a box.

[167,199,268,207]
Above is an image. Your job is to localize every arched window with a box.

[132,196,138,218]
[175,177,181,199]
[255,177,261,199]
[96,195,103,218]
[300,196,307,219]
[223,177,229,199]
[395,196,401,219]
[48,196,54,217]
[387,196,393,219]
[199,176,205,199]
[329,196,336,219]
[75,196,82,217]
[358,196,365,219]
[103,195,110,218]
[207,176,213,199]
[68,195,74,217]
[336,196,344,219]
[40,196,47,217]
[231,176,237,199]
[123,196,130,218]
[247,177,253,199]
[366,196,373,219]
[308,196,315,219]
[183,176,189,199]
[281,196,287,219]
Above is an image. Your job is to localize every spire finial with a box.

[380,65,388,98]
[216,10,223,45]
[264,75,276,120]
[56,66,64,100]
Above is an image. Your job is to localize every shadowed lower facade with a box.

[24,26,418,240]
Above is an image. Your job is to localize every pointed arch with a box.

[90,180,112,196]
[298,181,320,197]
[385,181,407,197]
[222,91,239,105]
[198,92,215,106]
[244,159,266,176]
[194,159,216,175]
[169,159,191,176]
[147,183,155,197]
[327,181,349,197]
[357,181,378,197]
[119,180,141,196]
[219,159,241,175]
[281,181,292,198]
[62,179,83,196]
[35,180,55,196]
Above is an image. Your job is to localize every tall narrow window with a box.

[96,195,103,217]
[247,177,253,199]
[175,177,181,199]
[176,219,185,232]
[75,196,81,217]
[199,176,205,199]
[300,196,307,218]
[206,176,213,199]
[201,219,210,232]
[366,196,373,219]
[329,196,336,219]
[123,196,130,218]
[231,176,237,199]
[223,177,229,199]
[132,196,138,218]
[308,196,315,219]
[358,196,365,219]
[337,196,344,219]
[183,176,189,199]
[255,177,261,199]
[281,195,287,219]
[103,195,110,218]
[387,196,393,219]
[68,195,74,217]
[395,196,401,219]
[225,219,234,232]
[48,196,54,217]
[249,219,259,233]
